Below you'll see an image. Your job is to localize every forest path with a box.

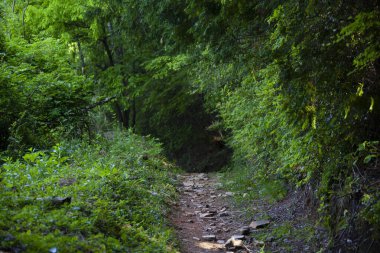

[170,173,252,253]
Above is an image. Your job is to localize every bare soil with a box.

[170,173,328,253]
[170,173,250,253]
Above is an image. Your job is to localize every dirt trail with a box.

[170,173,250,253]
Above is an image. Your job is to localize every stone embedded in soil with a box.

[237,226,251,235]
[249,220,270,229]
[52,196,71,206]
[232,239,244,247]
[183,181,194,187]
[232,235,246,240]
[217,240,225,244]
[202,235,217,241]
[219,212,229,217]
[200,211,216,218]
[193,237,200,241]
[225,237,244,249]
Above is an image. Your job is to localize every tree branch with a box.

[83,96,117,111]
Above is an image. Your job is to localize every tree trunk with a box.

[77,41,85,75]
[101,37,114,67]
[131,98,136,129]
[114,102,129,129]
[22,0,29,40]
[12,0,16,13]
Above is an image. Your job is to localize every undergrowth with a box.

[0,130,179,252]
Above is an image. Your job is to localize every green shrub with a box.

[0,131,178,252]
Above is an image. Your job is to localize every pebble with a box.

[237,226,251,235]
[202,235,216,241]
[249,219,270,229]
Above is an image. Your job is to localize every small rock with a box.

[202,235,216,241]
[183,181,194,187]
[217,240,225,244]
[219,212,229,217]
[232,235,245,240]
[200,212,216,218]
[186,219,194,223]
[249,220,270,229]
[193,237,200,241]
[49,248,57,253]
[233,239,244,247]
[52,196,71,206]
[225,192,234,196]
[237,226,251,235]
[225,237,244,249]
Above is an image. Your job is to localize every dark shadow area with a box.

[134,94,232,172]
[170,130,232,172]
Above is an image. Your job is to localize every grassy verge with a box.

[0,131,179,252]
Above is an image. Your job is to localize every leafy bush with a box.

[0,131,178,252]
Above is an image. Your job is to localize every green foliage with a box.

[1,0,379,250]
[338,10,380,69]
[0,2,92,152]
[181,0,380,249]
[0,131,178,252]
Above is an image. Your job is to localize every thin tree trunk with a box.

[122,109,130,129]
[22,0,29,40]
[12,0,16,13]
[114,103,129,129]
[102,38,114,67]
[77,41,85,75]
[131,98,136,129]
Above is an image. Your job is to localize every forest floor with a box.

[170,173,328,253]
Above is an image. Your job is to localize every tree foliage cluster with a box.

[1,0,379,251]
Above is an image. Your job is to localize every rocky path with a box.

[170,173,261,253]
